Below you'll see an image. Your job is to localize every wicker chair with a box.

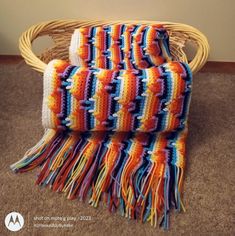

[19,20,209,74]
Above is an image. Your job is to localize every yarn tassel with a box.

[11,129,187,229]
[89,132,129,207]
[63,131,107,200]
[120,132,149,219]
[10,129,60,172]
[36,132,81,187]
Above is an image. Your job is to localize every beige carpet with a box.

[0,62,234,236]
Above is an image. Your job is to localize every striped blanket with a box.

[11,24,192,229]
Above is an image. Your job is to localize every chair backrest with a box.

[69,24,173,70]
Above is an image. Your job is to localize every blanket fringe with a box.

[11,129,186,229]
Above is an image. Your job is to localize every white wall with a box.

[0,0,234,61]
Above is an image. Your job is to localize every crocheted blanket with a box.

[11,24,192,229]
[69,24,172,69]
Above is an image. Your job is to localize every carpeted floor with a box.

[0,62,234,236]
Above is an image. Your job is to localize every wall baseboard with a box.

[0,55,234,74]
[199,61,235,74]
[0,55,23,64]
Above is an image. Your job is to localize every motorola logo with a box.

[4,212,24,232]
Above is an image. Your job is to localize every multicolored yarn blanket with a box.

[69,24,172,70]
[11,24,193,229]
